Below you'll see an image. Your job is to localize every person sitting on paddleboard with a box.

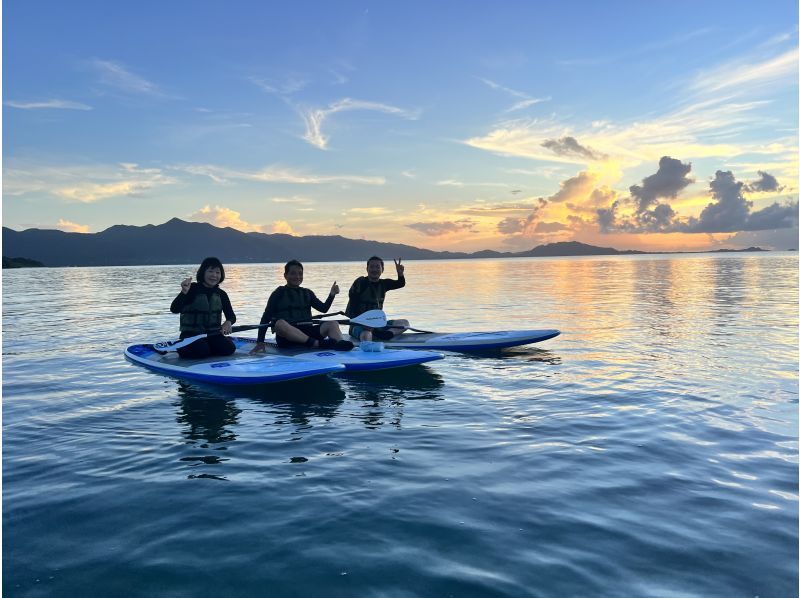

[170,256,236,359]
[251,259,354,352]
[345,256,409,341]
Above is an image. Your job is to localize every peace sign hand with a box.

[180,277,192,294]
[394,258,404,277]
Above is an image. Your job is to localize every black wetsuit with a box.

[345,275,405,317]
[257,286,335,347]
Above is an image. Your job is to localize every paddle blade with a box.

[148,333,206,354]
[348,309,387,328]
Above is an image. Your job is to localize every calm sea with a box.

[3,254,798,597]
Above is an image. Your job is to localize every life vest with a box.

[346,278,386,317]
[270,286,313,323]
[179,288,223,334]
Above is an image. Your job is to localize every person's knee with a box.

[179,340,211,359]
[274,319,290,334]
[360,330,372,341]
[321,321,340,336]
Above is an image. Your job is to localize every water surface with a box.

[4,254,798,596]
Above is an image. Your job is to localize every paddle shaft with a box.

[150,323,273,353]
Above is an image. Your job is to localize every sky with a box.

[3,1,799,252]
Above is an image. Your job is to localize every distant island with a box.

[1,218,776,268]
[2,256,45,269]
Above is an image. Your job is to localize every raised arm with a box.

[311,284,337,314]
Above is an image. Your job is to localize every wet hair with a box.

[367,256,384,270]
[284,259,303,274]
[197,256,225,284]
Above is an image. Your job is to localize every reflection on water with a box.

[171,364,444,442]
[491,347,562,365]
[176,390,242,444]
[337,365,445,429]
[3,254,797,597]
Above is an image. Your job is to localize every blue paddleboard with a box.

[124,341,345,384]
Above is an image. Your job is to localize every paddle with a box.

[400,325,436,334]
[149,311,388,354]
[148,323,274,354]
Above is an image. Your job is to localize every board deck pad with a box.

[124,341,345,384]
[233,337,444,371]
[126,337,444,383]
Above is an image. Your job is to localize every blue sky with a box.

[4,1,798,251]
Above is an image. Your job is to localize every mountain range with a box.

[2,218,766,267]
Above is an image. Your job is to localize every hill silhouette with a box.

[3,218,766,267]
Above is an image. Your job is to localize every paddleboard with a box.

[234,337,444,371]
[359,329,561,351]
[124,341,345,384]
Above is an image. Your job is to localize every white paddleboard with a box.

[360,329,561,351]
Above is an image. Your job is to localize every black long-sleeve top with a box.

[345,275,405,317]
[257,286,334,343]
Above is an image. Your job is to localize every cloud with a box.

[541,136,607,161]
[271,196,315,206]
[188,205,264,232]
[548,171,597,203]
[23,163,177,203]
[597,168,799,234]
[466,48,798,171]
[716,227,799,250]
[299,98,419,149]
[347,207,394,215]
[744,170,783,193]
[91,59,165,96]
[56,219,90,233]
[496,198,548,235]
[629,156,694,213]
[478,78,549,113]
[436,179,510,188]
[567,186,619,213]
[57,181,158,202]
[176,164,385,185]
[687,170,754,232]
[742,200,799,230]
[250,75,308,96]
[271,220,295,235]
[690,47,798,96]
[406,219,478,236]
[5,99,92,110]
[459,201,544,216]
[534,221,569,233]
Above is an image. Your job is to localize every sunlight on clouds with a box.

[466,49,797,176]
[272,220,295,234]
[349,207,394,215]
[55,219,90,233]
[271,195,316,206]
[57,181,159,202]
[188,205,264,232]
[5,161,176,202]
